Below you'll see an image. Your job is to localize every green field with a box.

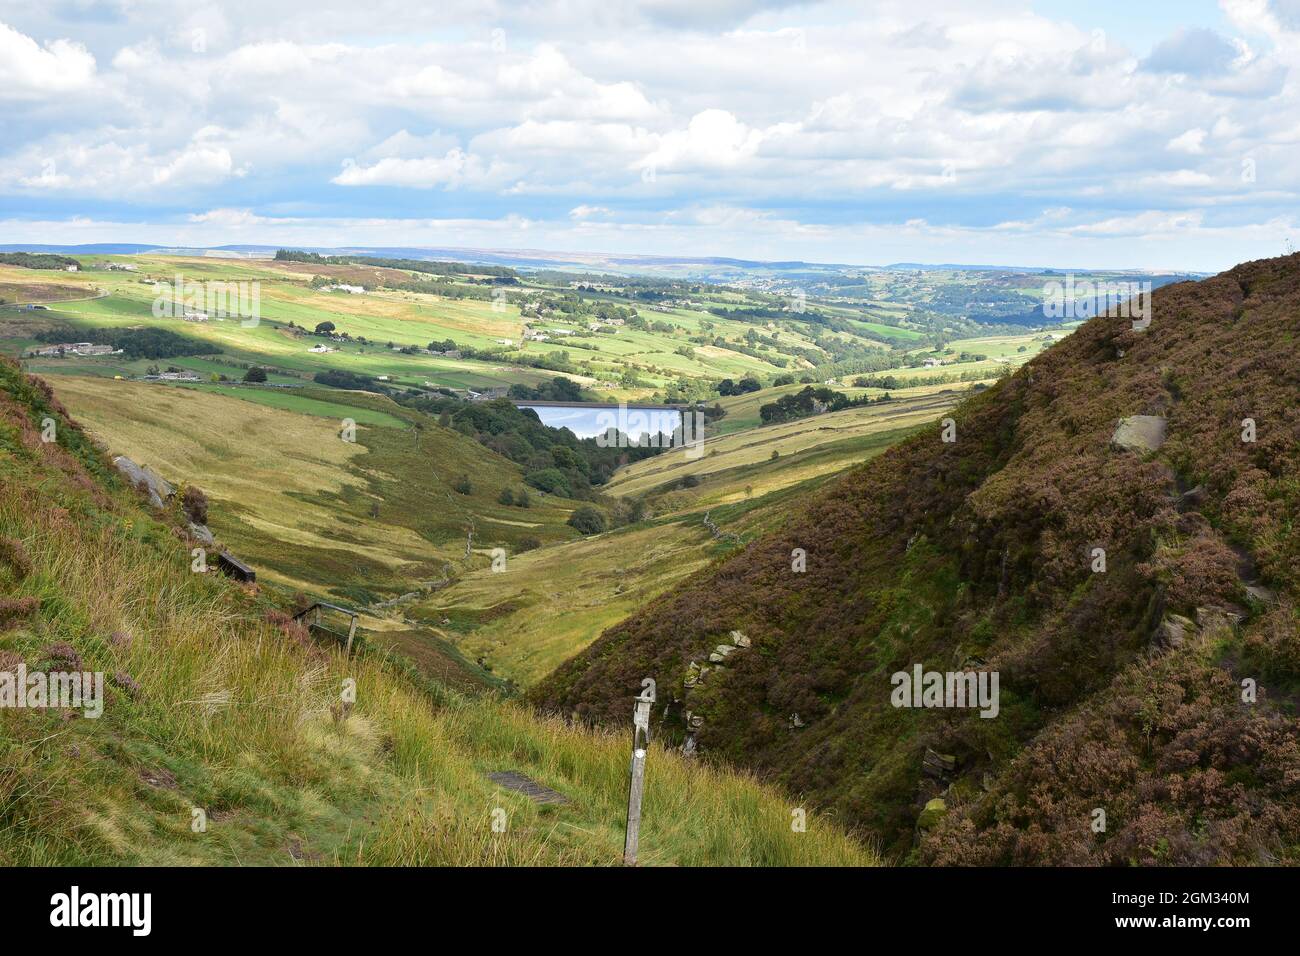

[46,374,580,603]
[610,389,964,503]
[414,469,814,686]
[0,254,1078,410]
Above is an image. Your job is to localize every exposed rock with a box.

[1111,415,1168,454]
[917,798,947,830]
[790,713,805,728]
[921,748,957,780]
[729,630,751,648]
[1196,605,1243,634]
[188,522,215,547]
[1245,584,1278,606]
[702,510,740,543]
[1178,484,1207,510]
[713,643,735,658]
[112,456,175,509]
[1153,613,1196,650]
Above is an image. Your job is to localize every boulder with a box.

[917,798,947,830]
[1111,416,1168,454]
[1178,484,1207,510]
[729,630,751,648]
[922,748,957,780]
[1245,584,1278,606]
[1154,613,1196,650]
[1196,605,1243,633]
[188,523,216,547]
[112,456,175,509]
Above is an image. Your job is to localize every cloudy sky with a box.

[2,0,1299,270]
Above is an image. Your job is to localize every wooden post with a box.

[623,678,655,866]
[345,614,358,656]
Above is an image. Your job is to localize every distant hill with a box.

[533,253,1300,865]
[0,243,1207,281]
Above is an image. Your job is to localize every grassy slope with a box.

[45,375,580,602]
[711,380,969,436]
[419,392,961,688]
[533,255,1300,865]
[411,487,802,687]
[608,389,964,504]
[0,354,874,866]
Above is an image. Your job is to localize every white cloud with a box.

[187,208,268,227]
[0,22,96,98]
[641,109,765,171]
[1167,128,1207,154]
[332,149,514,189]
[3,2,1300,270]
[570,204,613,219]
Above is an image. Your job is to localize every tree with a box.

[498,488,515,506]
[515,488,531,508]
[567,505,607,536]
[314,321,336,335]
[243,366,268,383]
[453,475,473,495]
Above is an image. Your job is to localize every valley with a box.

[2,245,1289,871]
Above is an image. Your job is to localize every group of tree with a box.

[758,385,889,424]
[497,487,532,508]
[506,376,588,403]
[33,326,210,360]
[717,375,762,396]
[313,369,388,392]
[399,390,665,501]
[274,249,517,279]
[0,252,78,270]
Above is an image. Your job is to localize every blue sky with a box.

[1,0,1298,271]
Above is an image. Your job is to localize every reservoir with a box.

[517,403,683,440]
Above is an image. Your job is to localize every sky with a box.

[1,0,1299,271]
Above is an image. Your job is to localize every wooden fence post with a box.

[623,678,655,866]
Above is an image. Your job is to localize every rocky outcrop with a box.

[1111,415,1167,453]
[113,456,216,544]
[679,630,752,756]
[188,522,215,547]
[112,455,174,509]
[1153,613,1195,650]
[916,798,947,831]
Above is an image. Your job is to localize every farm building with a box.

[29,342,120,357]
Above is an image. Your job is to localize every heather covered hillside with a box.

[533,254,1300,864]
